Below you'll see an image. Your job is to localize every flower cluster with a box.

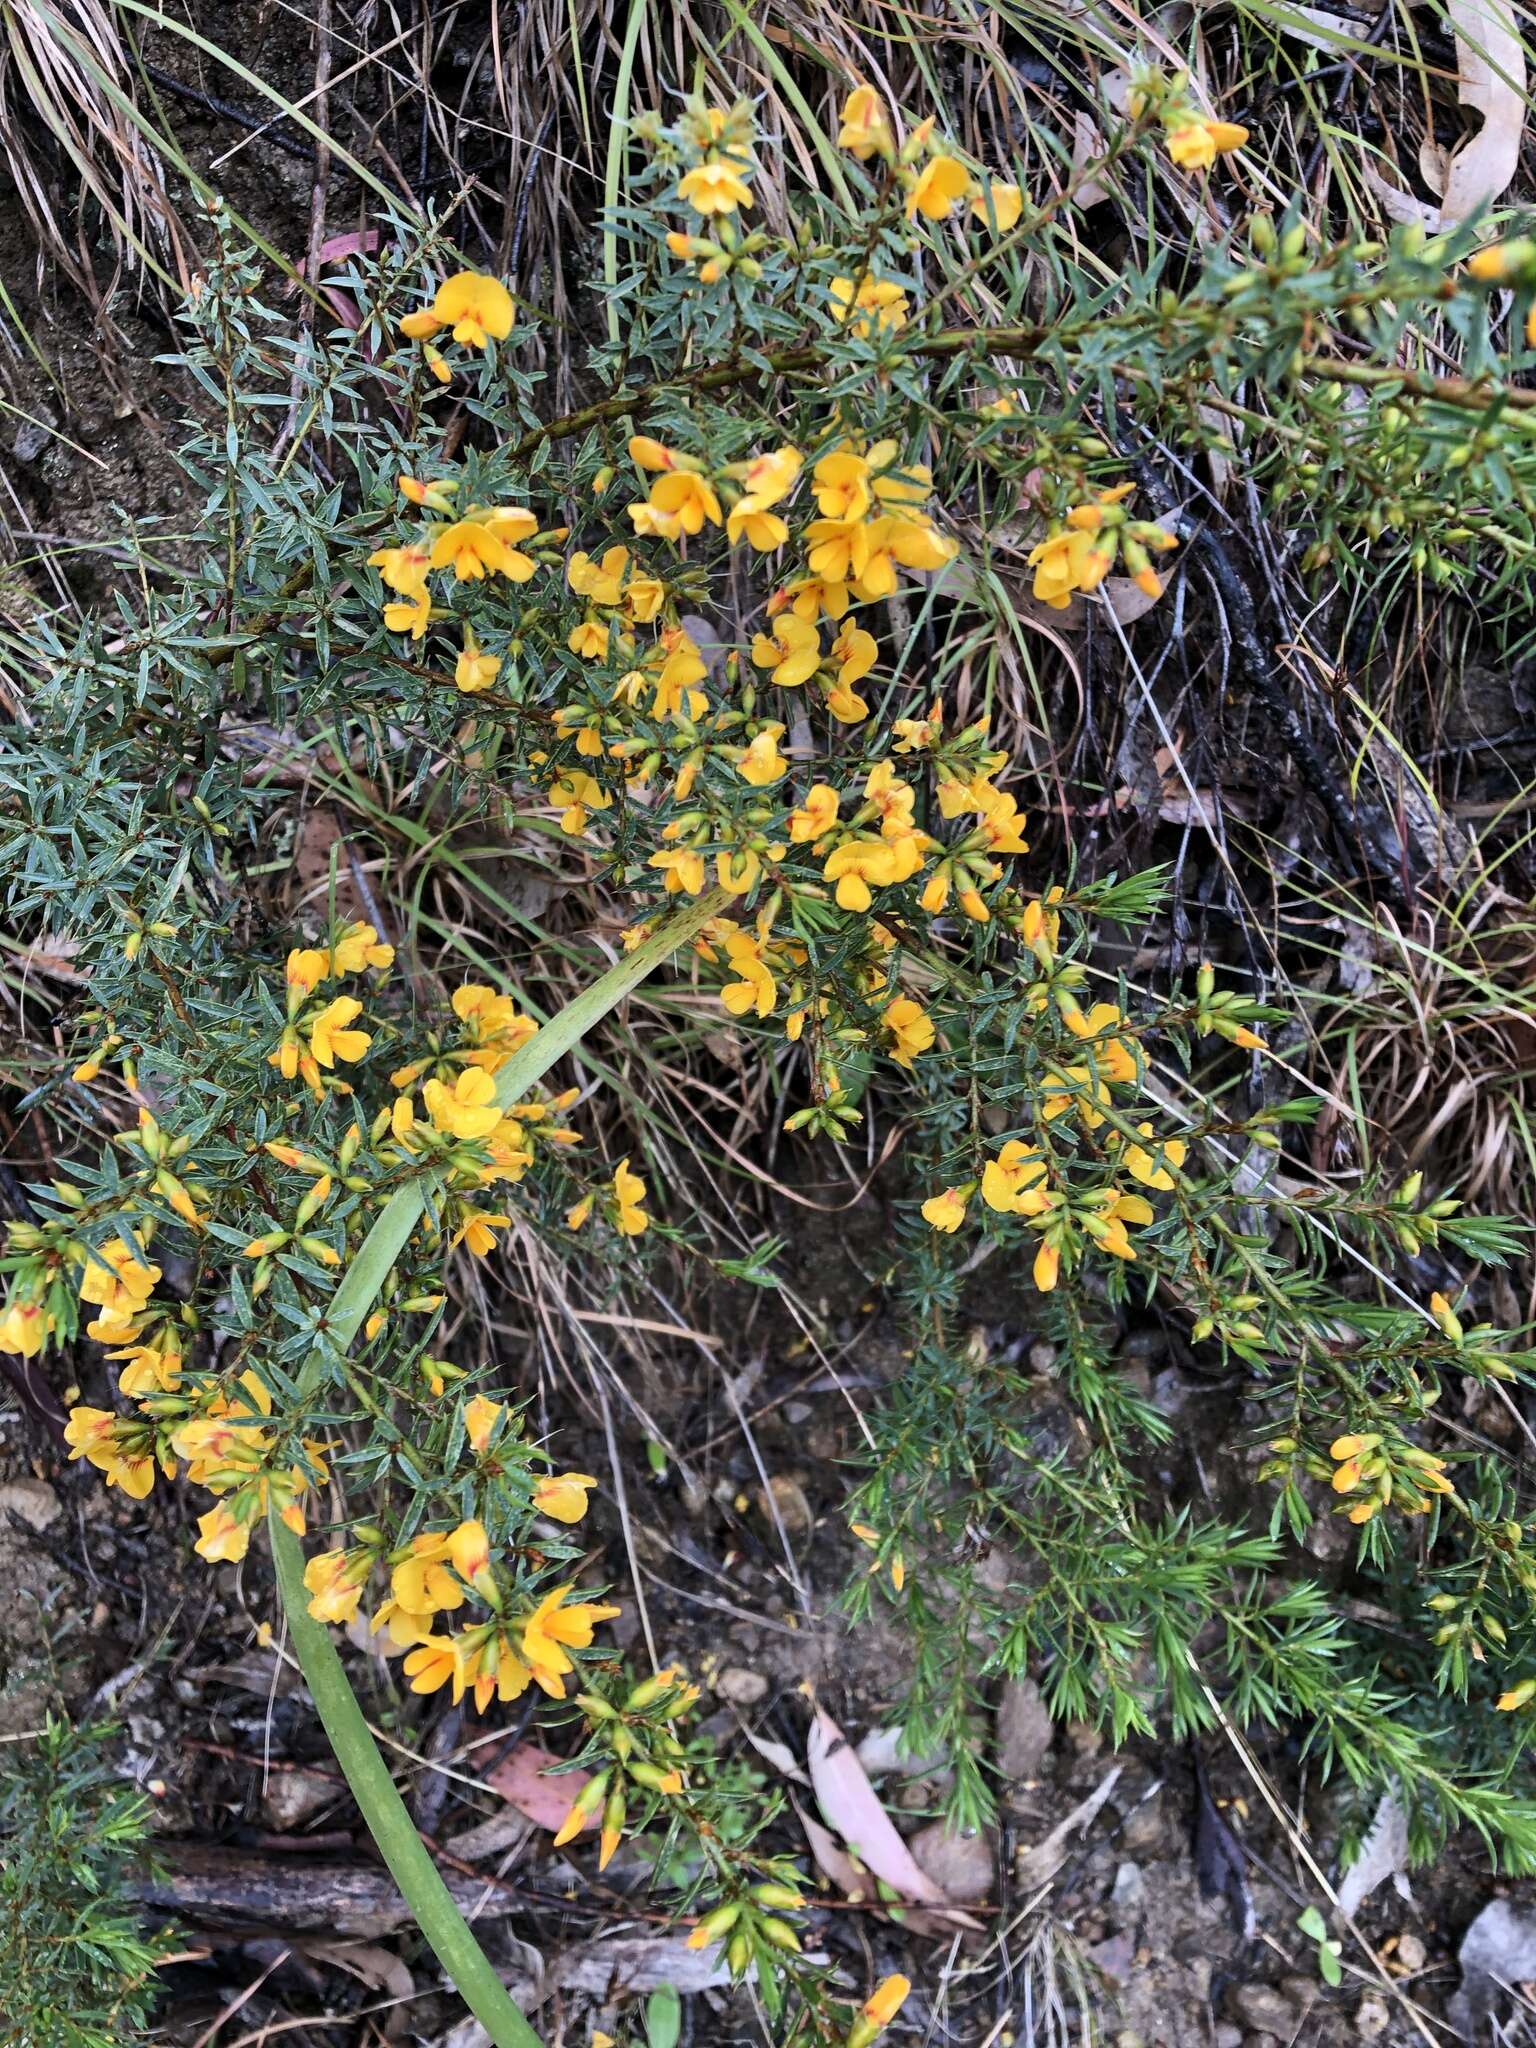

[1028,483,1180,609]
[834,84,1022,233]
[1129,71,1249,171]
[306,1511,618,1714]
[367,476,563,644]
[551,1666,700,1869]
[7,930,636,1625]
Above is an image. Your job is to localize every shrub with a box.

[5,71,1536,2042]
[0,1717,169,2048]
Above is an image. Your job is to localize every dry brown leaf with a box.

[1072,106,1112,207]
[1441,0,1527,224]
[484,1741,594,1835]
[304,1943,413,2038]
[806,1702,951,1906]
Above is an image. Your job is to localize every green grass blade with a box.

[267,890,729,2035]
[269,1509,544,2048]
[603,0,650,349]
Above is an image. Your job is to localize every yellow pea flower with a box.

[789,783,840,842]
[430,518,536,584]
[1121,1121,1188,1191]
[423,1067,502,1140]
[383,588,431,638]
[369,539,432,602]
[428,270,515,350]
[834,622,879,693]
[456,642,501,694]
[830,274,909,337]
[308,996,370,1068]
[518,1585,622,1697]
[727,503,790,550]
[823,834,918,910]
[737,728,788,786]
[464,1395,506,1455]
[649,846,708,895]
[0,1299,52,1358]
[533,1472,598,1523]
[304,1546,371,1624]
[737,444,802,508]
[972,180,1023,231]
[805,515,871,586]
[826,678,870,723]
[678,159,755,216]
[921,1186,970,1232]
[64,1406,160,1498]
[452,1208,512,1257]
[452,983,539,1071]
[1165,116,1248,170]
[812,447,872,521]
[402,1636,463,1698]
[981,1141,1050,1215]
[78,1234,162,1319]
[612,1156,650,1236]
[883,996,934,1067]
[648,470,723,533]
[837,84,895,162]
[751,614,822,688]
[906,151,971,220]
[329,921,393,974]
[195,1503,250,1564]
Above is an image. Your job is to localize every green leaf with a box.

[646,1983,682,2048]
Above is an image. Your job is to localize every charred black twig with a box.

[1187,524,1411,908]
[139,61,315,163]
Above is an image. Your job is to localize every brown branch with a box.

[212,326,1531,655]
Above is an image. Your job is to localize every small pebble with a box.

[715,1667,768,1706]
[1355,1995,1391,2041]
[1396,1931,1426,1972]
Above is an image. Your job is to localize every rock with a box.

[1395,1931,1426,1973]
[756,1474,814,1536]
[1302,1512,1355,1562]
[262,1768,338,1832]
[1110,1861,1145,1916]
[1087,1932,1136,1983]
[1115,1770,1166,1855]
[1067,1719,1105,1765]
[0,1480,61,1533]
[908,1819,997,1902]
[1213,2029,1243,2048]
[1450,1897,1536,2031]
[996,1677,1054,1780]
[715,1667,767,1706]
[12,418,54,463]
[856,1724,948,1778]
[1150,1367,1196,1419]
[1355,1995,1390,2040]
[1224,1985,1300,2036]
